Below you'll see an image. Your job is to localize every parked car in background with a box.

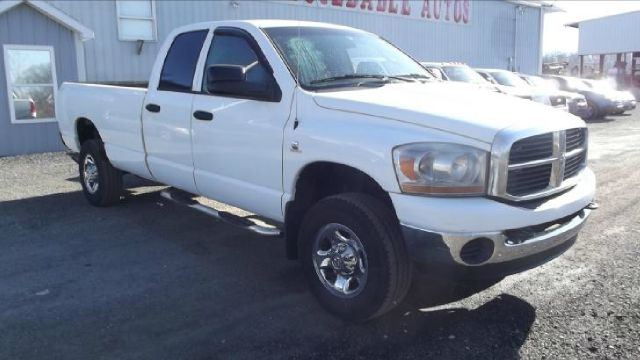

[520,74,587,118]
[582,79,636,114]
[475,69,559,108]
[421,62,499,92]
[544,75,626,120]
[12,91,36,120]
[420,62,448,81]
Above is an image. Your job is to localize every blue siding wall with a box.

[0,4,77,156]
[49,0,541,82]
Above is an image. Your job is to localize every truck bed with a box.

[58,82,150,178]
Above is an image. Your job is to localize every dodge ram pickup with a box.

[58,20,596,321]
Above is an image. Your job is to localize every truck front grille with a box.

[566,128,586,152]
[509,133,553,163]
[564,151,587,180]
[492,127,588,201]
[506,164,552,196]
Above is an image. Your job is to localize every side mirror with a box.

[206,64,246,92]
[204,62,282,102]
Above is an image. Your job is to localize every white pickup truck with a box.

[58,20,596,321]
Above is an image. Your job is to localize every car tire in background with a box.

[299,193,412,322]
[583,100,600,121]
[78,139,123,207]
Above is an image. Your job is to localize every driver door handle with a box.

[193,110,214,121]
[145,103,161,113]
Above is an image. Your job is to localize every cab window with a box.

[202,33,278,101]
[158,30,208,92]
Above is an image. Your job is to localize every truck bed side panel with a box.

[58,83,152,179]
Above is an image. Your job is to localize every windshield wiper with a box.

[310,74,390,85]
[395,73,434,81]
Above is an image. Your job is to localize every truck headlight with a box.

[393,143,488,195]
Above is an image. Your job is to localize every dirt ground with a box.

[1,109,639,359]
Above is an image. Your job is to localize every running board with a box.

[159,189,282,237]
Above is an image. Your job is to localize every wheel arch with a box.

[284,161,397,260]
[75,117,101,148]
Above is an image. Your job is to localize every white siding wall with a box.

[49,0,541,82]
[577,11,640,55]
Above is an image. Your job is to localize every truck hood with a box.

[312,82,583,143]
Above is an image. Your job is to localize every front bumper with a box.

[601,99,626,114]
[392,168,596,274]
[402,208,590,272]
[623,100,637,111]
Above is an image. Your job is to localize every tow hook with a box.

[586,202,599,210]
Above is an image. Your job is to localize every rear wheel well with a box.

[76,118,100,146]
[285,162,395,259]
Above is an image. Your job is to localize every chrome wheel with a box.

[83,154,99,194]
[312,223,368,298]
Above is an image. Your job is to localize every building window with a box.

[3,45,58,124]
[116,0,157,41]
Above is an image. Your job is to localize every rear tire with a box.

[79,139,123,206]
[299,193,411,321]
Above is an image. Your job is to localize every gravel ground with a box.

[0,109,639,360]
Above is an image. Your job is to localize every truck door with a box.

[142,29,209,193]
[191,27,289,221]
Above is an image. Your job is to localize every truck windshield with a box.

[442,66,487,84]
[264,26,432,90]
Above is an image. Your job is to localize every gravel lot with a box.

[1,109,639,360]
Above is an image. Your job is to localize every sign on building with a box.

[278,0,471,24]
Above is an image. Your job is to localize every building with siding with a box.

[568,11,640,84]
[1,0,555,156]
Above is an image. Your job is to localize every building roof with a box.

[0,0,94,40]
[566,10,640,28]
[565,11,640,55]
[507,0,563,13]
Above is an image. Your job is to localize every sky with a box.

[543,0,640,55]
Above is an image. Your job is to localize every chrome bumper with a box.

[403,207,592,267]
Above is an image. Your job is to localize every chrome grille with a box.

[507,164,552,196]
[566,128,586,152]
[489,127,588,201]
[509,133,553,163]
[564,151,586,179]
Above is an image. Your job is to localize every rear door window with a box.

[158,30,208,92]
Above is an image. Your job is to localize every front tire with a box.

[299,193,411,321]
[583,100,600,120]
[79,139,123,206]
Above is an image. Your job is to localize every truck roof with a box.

[174,19,364,32]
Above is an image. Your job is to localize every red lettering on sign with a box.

[454,0,462,22]
[319,0,329,4]
[360,0,374,10]
[433,0,441,19]
[401,0,411,15]
[377,0,387,12]
[332,0,343,6]
[421,0,431,18]
[388,0,398,13]
[463,0,469,23]
[346,0,357,7]
[306,0,314,4]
